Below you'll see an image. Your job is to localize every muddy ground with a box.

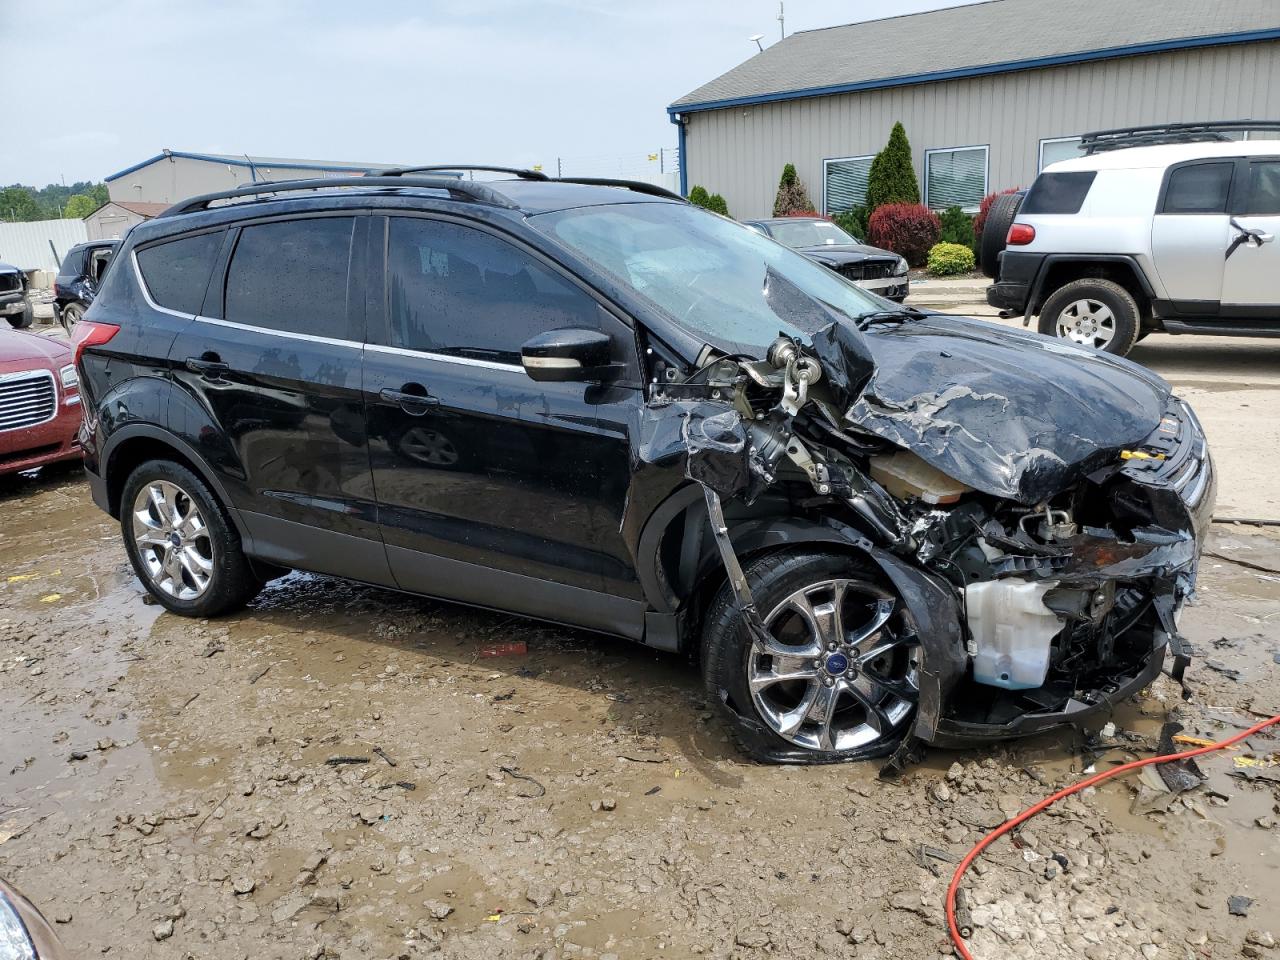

[2,322,1279,960]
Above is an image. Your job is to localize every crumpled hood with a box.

[835,315,1170,503]
[796,242,897,265]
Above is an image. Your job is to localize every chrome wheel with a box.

[131,480,214,600]
[60,303,85,335]
[749,578,919,752]
[399,427,459,466]
[1055,299,1116,349]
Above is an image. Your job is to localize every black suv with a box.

[76,168,1214,764]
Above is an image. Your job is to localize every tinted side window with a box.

[1020,172,1096,214]
[136,232,221,314]
[387,217,600,363]
[1162,162,1233,214]
[1245,161,1280,216]
[225,217,354,338]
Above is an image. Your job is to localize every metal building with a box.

[104,151,411,205]
[669,0,1280,219]
[84,201,170,241]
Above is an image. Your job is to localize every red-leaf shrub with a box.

[973,187,1021,244]
[867,203,940,267]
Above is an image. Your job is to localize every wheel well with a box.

[105,436,209,519]
[1033,260,1151,320]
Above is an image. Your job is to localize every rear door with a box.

[1149,159,1237,311]
[165,213,392,585]
[362,213,643,636]
[1221,157,1280,311]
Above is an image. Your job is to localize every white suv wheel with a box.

[1056,299,1116,349]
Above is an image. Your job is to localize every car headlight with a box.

[893,256,909,277]
[0,890,37,960]
[59,364,78,389]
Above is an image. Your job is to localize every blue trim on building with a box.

[104,151,399,183]
[667,28,1280,116]
[670,115,689,196]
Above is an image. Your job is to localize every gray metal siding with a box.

[683,41,1280,220]
[106,157,375,205]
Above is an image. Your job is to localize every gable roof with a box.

[110,201,171,217]
[670,0,1280,113]
[104,151,409,183]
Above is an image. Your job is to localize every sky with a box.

[0,0,987,187]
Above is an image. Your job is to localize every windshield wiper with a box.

[854,306,927,330]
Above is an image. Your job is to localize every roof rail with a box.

[554,177,686,201]
[1080,120,1280,154]
[158,175,521,217]
[380,164,550,181]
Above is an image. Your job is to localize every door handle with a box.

[378,384,440,415]
[1256,231,1275,244]
[185,355,230,379]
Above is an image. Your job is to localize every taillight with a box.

[1007,223,1036,246]
[72,320,120,367]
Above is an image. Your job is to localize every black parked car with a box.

[743,217,909,302]
[0,260,32,329]
[54,239,118,333]
[75,168,1213,764]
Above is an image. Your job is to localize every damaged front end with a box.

[648,313,1214,758]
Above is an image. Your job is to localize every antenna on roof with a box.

[778,1,785,39]
[748,34,764,52]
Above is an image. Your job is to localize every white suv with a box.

[988,125,1280,356]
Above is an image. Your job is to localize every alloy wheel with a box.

[1055,299,1116,349]
[131,480,215,600]
[60,303,85,335]
[748,578,919,752]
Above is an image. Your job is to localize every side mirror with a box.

[521,328,617,382]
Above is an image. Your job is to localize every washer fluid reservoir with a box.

[964,579,1062,690]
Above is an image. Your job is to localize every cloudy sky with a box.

[1,0,985,186]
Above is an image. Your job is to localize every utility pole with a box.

[778,2,785,40]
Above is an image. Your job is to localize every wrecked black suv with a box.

[75,167,1214,764]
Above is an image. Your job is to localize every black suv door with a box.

[363,213,643,635]
[166,213,392,585]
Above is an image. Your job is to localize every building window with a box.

[924,146,988,212]
[1039,136,1083,171]
[823,156,875,215]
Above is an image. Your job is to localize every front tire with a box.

[6,302,33,330]
[1037,278,1141,356]
[121,459,262,617]
[701,551,920,764]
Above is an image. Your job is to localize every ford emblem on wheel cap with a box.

[824,653,849,676]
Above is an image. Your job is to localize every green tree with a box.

[688,185,711,208]
[0,186,42,222]
[64,194,98,219]
[772,163,815,216]
[706,192,730,216]
[865,122,920,212]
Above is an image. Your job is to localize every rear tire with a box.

[1037,278,1141,356]
[120,459,262,617]
[701,550,919,764]
[979,191,1024,279]
[60,302,85,334]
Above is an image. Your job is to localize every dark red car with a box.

[0,328,82,476]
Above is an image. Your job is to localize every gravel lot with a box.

[1,311,1278,959]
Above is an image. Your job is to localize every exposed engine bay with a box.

[639,309,1215,763]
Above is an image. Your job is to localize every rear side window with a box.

[386,217,600,363]
[59,248,83,276]
[1244,161,1280,216]
[1161,162,1233,214]
[136,232,222,314]
[224,217,354,339]
[1020,172,1096,214]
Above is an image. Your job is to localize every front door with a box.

[1150,159,1236,311]
[1222,157,1280,311]
[166,213,391,584]
[363,214,643,636]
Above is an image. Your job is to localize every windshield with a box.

[531,203,882,355]
[767,219,858,247]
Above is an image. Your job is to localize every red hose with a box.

[946,713,1280,960]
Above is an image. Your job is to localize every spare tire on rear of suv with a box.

[979,191,1025,279]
